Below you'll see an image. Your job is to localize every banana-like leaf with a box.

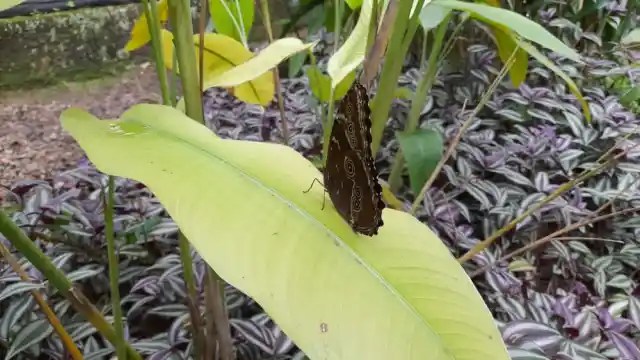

[61,104,509,360]
[0,0,24,12]
[432,0,581,62]
[327,0,372,87]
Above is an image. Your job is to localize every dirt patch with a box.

[0,62,161,187]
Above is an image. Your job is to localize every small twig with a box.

[458,148,630,264]
[0,242,83,360]
[361,0,398,87]
[410,47,519,214]
[258,0,290,145]
[469,206,640,278]
[469,167,640,277]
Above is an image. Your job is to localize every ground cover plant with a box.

[0,0,639,359]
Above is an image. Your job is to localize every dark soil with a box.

[0,62,161,187]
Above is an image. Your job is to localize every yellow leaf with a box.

[124,0,169,52]
[205,38,316,88]
[0,0,24,11]
[160,29,175,69]
[492,27,528,87]
[195,33,276,106]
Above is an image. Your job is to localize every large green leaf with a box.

[210,0,254,43]
[327,0,372,87]
[432,0,582,62]
[397,129,444,194]
[61,104,509,360]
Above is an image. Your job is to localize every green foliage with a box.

[396,129,443,194]
[61,104,510,359]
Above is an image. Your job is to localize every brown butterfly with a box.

[306,80,385,236]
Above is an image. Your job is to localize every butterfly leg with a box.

[302,178,324,194]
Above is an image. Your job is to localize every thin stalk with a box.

[168,0,207,357]
[179,234,204,359]
[206,268,234,360]
[370,0,425,154]
[142,0,171,105]
[362,0,398,87]
[0,210,142,359]
[104,176,126,360]
[469,206,640,278]
[320,0,345,163]
[168,0,205,123]
[457,149,629,264]
[259,0,290,144]
[387,18,449,191]
[410,47,520,214]
[0,242,83,360]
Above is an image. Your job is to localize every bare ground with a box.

[0,63,161,187]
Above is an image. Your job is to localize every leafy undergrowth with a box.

[1,6,640,360]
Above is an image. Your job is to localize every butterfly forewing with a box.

[323,81,384,236]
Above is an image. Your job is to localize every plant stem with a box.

[457,150,629,264]
[205,267,234,360]
[409,46,519,214]
[0,210,142,359]
[104,176,126,360]
[469,206,640,278]
[0,242,83,360]
[362,0,398,87]
[259,0,290,145]
[168,0,205,124]
[370,0,426,154]
[168,0,207,357]
[387,18,449,191]
[142,0,172,105]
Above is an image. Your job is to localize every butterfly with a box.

[319,80,385,236]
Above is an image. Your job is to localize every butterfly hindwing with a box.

[323,81,384,236]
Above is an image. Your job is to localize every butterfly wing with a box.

[324,81,384,236]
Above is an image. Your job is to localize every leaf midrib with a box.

[149,123,445,349]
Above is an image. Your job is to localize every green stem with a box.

[168,0,205,124]
[104,176,126,360]
[369,0,425,154]
[388,18,449,191]
[142,0,171,105]
[0,210,142,359]
[167,0,206,357]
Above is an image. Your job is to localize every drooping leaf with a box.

[327,0,372,87]
[124,0,169,52]
[432,0,582,62]
[288,52,308,78]
[515,38,591,122]
[305,66,355,102]
[620,85,640,107]
[397,129,444,194]
[419,3,451,30]
[205,37,316,89]
[5,319,53,360]
[621,28,640,46]
[0,0,24,12]
[209,0,254,43]
[160,31,276,106]
[61,104,510,360]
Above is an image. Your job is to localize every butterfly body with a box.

[323,81,384,236]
